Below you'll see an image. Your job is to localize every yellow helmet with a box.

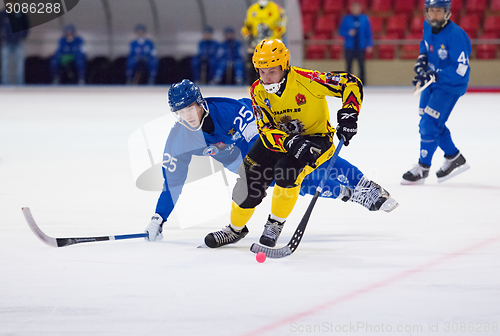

[252,39,289,71]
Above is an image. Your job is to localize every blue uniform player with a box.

[402,0,470,184]
[126,24,158,85]
[144,80,398,241]
[51,24,86,84]
[191,26,219,84]
[211,27,245,85]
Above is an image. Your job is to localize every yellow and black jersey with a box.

[241,2,286,41]
[250,66,363,153]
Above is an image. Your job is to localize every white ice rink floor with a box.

[1,86,499,336]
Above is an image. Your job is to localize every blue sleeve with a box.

[154,131,192,220]
[339,16,350,38]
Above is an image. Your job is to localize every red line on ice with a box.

[240,234,500,336]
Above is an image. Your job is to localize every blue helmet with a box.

[425,0,452,27]
[64,24,76,33]
[168,79,206,112]
[168,79,209,130]
[135,24,147,33]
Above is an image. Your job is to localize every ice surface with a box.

[1,86,499,336]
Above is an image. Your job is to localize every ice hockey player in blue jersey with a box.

[126,24,158,85]
[210,27,245,85]
[191,26,219,84]
[51,24,86,85]
[144,80,398,242]
[402,0,470,184]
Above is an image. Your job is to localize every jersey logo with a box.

[231,132,242,141]
[203,146,219,156]
[228,128,235,135]
[430,45,434,53]
[438,45,448,60]
[295,93,306,106]
[278,115,305,135]
[215,142,227,150]
[308,71,322,83]
[264,98,271,110]
[325,72,341,85]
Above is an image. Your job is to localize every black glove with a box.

[284,135,322,165]
[414,54,428,75]
[336,108,358,146]
[412,70,438,87]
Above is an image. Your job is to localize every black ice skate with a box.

[204,225,249,248]
[436,152,470,183]
[259,216,285,247]
[401,162,430,185]
[340,178,399,213]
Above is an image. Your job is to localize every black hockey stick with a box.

[250,138,345,259]
[22,207,148,247]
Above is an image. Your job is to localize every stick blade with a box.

[21,207,58,247]
[250,243,292,259]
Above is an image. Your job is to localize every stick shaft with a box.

[22,207,147,247]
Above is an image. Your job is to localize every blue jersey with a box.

[217,39,243,62]
[52,36,86,79]
[420,20,471,95]
[196,40,219,61]
[339,14,373,50]
[54,36,85,60]
[126,38,158,78]
[155,97,257,219]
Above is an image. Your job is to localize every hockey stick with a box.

[22,207,147,247]
[250,138,345,259]
[413,75,435,96]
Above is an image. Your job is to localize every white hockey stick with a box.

[22,207,147,247]
[413,75,435,96]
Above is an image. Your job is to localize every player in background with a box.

[210,27,245,86]
[241,0,286,84]
[191,26,219,85]
[203,40,398,249]
[402,0,470,184]
[51,24,86,85]
[144,79,397,242]
[126,24,158,85]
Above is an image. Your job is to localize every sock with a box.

[230,201,255,230]
[271,185,300,219]
[270,213,286,223]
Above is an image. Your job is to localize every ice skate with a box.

[259,216,285,247]
[401,163,430,185]
[204,225,249,248]
[340,178,399,213]
[436,152,469,183]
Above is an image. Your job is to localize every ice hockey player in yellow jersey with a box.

[204,39,398,249]
[241,0,286,47]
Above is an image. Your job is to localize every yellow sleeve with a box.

[294,68,363,113]
[251,82,289,153]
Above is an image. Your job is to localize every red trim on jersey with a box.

[295,69,324,84]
